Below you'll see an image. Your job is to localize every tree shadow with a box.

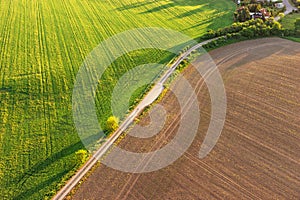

[14,141,83,186]
[138,0,227,15]
[166,0,209,7]
[11,131,104,199]
[115,0,156,11]
[14,133,103,187]
[168,5,209,19]
[180,18,213,33]
[13,168,72,200]
[225,43,286,71]
[139,2,174,14]
[115,0,211,14]
[205,10,235,31]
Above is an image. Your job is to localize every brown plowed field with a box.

[72,38,300,199]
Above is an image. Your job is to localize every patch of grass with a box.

[0,0,236,198]
[280,13,300,29]
[284,36,300,42]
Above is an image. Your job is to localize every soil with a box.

[72,38,300,200]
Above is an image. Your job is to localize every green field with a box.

[281,13,300,43]
[0,0,235,198]
[281,12,300,29]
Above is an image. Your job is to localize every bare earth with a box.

[72,38,300,199]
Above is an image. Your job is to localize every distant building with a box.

[260,8,271,17]
[275,3,285,9]
[249,8,270,20]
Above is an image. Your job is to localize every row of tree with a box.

[203,18,283,39]
[202,17,299,49]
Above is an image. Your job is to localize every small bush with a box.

[75,149,89,165]
[106,116,119,133]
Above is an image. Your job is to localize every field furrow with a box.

[73,38,300,199]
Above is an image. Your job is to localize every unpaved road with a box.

[283,0,297,15]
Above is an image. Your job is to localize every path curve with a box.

[283,0,297,15]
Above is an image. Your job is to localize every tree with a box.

[278,13,285,19]
[106,116,119,133]
[202,29,216,39]
[241,26,255,38]
[248,3,261,12]
[236,6,251,22]
[75,149,88,164]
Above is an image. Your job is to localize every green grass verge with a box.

[280,13,300,29]
[284,36,300,42]
[0,0,236,198]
